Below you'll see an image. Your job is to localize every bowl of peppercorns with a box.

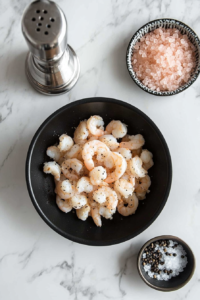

[137,235,195,291]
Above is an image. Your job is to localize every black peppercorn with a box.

[181,255,185,258]
[173,253,177,257]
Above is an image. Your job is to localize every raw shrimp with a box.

[74,120,89,144]
[76,176,93,193]
[135,175,151,194]
[56,195,73,213]
[93,186,118,210]
[55,179,75,199]
[82,140,110,171]
[99,135,119,151]
[43,161,61,181]
[117,193,139,216]
[116,148,132,160]
[58,134,74,152]
[106,120,127,138]
[105,152,127,183]
[120,134,145,150]
[71,193,88,209]
[140,149,154,170]
[128,156,147,178]
[87,115,104,137]
[76,203,91,221]
[46,146,61,162]
[89,166,107,185]
[114,178,134,199]
[64,144,82,160]
[61,158,84,181]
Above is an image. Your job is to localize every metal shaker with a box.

[22,0,80,95]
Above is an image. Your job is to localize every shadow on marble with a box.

[116,242,146,295]
[6,51,30,92]
[109,33,141,92]
[0,131,50,237]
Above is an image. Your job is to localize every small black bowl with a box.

[26,98,172,246]
[126,18,200,96]
[137,235,196,291]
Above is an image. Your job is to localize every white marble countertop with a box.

[0,0,200,299]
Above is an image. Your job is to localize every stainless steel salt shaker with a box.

[22,0,80,95]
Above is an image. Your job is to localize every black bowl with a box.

[137,235,196,291]
[26,97,172,246]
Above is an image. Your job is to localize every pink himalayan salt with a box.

[131,28,196,91]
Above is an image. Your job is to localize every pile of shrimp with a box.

[43,116,154,227]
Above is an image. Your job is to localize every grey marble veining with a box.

[0,0,200,299]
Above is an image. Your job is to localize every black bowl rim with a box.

[137,235,196,291]
[126,18,200,96]
[26,97,172,246]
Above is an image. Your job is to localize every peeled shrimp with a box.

[64,144,82,160]
[46,146,61,162]
[121,135,130,142]
[71,193,88,209]
[76,176,93,193]
[132,148,142,157]
[99,135,119,151]
[87,134,99,142]
[128,156,147,178]
[121,172,135,186]
[82,140,110,171]
[91,203,102,227]
[106,120,127,138]
[61,158,84,181]
[55,179,75,199]
[76,203,91,221]
[43,161,61,181]
[104,154,114,169]
[56,195,73,213]
[87,115,104,137]
[135,175,151,194]
[136,191,147,200]
[74,120,89,144]
[105,152,127,183]
[58,134,74,152]
[117,193,139,216]
[114,178,134,199]
[116,148,132,160]
[120,134,145,150]
[99,206,116,219]
[93,186,118,210]
[89,166,107,185]
[141,149,154,170]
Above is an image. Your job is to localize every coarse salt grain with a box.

[131,28,196,91]
[142,240,188,281]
